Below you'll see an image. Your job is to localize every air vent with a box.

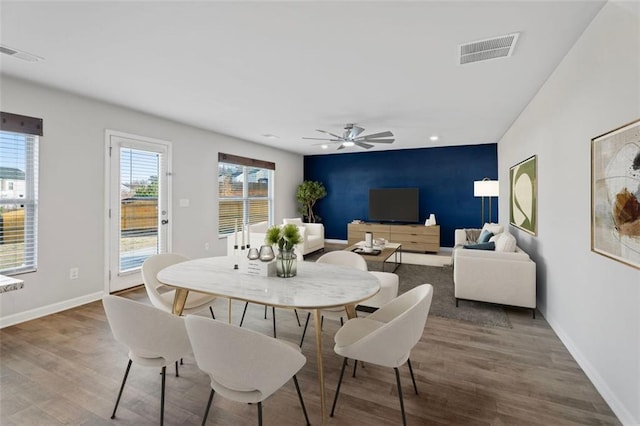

[0,44,43,62]
[459,33,519,65]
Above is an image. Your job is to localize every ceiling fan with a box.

[303,123,395,150]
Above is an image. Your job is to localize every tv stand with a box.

[347,222,440,253]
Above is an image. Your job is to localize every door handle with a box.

[161,219,169,225]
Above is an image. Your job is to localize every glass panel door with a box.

[107,132,170,292]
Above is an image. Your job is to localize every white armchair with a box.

[283,218,325,256]
[453,223,537,317]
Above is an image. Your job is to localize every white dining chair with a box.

[330,284,434,425]
[298,251,370,346]
[357,271,399,313]
[316,250,368,322]
[185,315,311,426]
[102,295,193,426]
[142,253,217,318]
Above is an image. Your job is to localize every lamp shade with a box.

[474,180,499,197]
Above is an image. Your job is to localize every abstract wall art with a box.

[509,155,537,235]
[591,118,640,270]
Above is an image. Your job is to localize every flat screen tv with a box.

[369,188,419,223]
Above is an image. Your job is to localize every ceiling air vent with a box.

[459,33,519,65]
[0,44,43,62]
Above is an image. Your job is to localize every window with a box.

[218,153,274,236]
[0,112,42,275]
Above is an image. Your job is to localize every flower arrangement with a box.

[265,224,302,251]
[265,224,302,277]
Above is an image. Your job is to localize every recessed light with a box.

[320,144,328,149]
[430,135,439,141]
[262,134,279,139]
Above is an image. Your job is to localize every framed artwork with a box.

[591,118,640,270]
[509,155,537,235]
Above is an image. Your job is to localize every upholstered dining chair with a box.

[102,295,193,426]
[142,253,217,318]
[185,315,311,426]
[316,250,368,322]
[330,284,434,425]
[356,271,399,313]
[298,250,373,346]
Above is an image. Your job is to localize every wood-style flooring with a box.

[0,287,620,425]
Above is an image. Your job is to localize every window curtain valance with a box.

[0,112,43,136]
[218,152,275,170]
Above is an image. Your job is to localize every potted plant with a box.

[296,180,327,223]
[265,224,302,277]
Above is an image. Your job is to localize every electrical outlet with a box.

[204,242,210,251]
[69,267,79,280]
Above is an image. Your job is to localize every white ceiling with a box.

[0,1,606,155]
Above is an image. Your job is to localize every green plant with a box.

[265,224,302,251]
[296,180,327,223]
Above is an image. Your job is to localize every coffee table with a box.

[345,241,402,272]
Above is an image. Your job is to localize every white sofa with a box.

[226,219,325,257]
[453,223,537,317]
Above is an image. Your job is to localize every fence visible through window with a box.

[218,160,272,235]
[119,147,160,272]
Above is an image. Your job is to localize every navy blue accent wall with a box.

[303,144,498,247]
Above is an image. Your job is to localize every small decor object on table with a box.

[247,247,259,260]
[265,224,302,278]
[364,232,373,253]
[425,213,436,226]
[258,245,275,261]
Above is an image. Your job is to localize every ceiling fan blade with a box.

[303,137,343,142]
[336,144,346,150]
[363,138,395,143]
[349,125,365,139]
[316,129,343,139]
[355,131,394,140]
[355,141,374,149]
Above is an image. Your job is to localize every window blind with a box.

[218,156,273,236]
[119,147,161,272]
[0,131,39,274]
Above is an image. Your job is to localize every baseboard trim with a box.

[544,311,637,425]
[325,239,347,244]
[0,291,104,329]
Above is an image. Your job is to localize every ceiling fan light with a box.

[343,141,355,147]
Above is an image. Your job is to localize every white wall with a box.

[0,75,303,324]
[498,2,640,424]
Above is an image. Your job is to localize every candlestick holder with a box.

[233,245,239,269]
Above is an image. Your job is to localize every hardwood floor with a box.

[0,287,619,425]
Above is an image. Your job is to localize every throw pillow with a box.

[283,217,304,226]
[463,242,495,250]
[477,230,494,243]
[481,222,504,235]
[495,232,517,252]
